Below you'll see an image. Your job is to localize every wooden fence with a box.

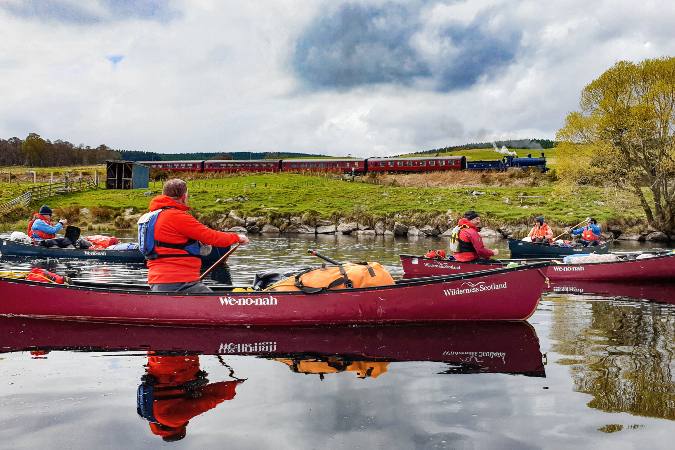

[0,178,98,217]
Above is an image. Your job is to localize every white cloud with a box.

[0,0,673,157]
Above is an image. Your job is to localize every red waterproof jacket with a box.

[146,195,240,284]
[453,218,495,262]
[146,355,242,440]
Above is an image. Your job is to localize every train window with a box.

[420,161,426,166]
[429,161,435,166]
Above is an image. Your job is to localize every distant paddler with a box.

[528,216,554,244]
[451,211,500,262]
[138,178,249,293]
[27,205,71,248]
[570,217,602,247]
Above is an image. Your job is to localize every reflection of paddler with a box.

[275,357,389,380]
[137,353,244,442]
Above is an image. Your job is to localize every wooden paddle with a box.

[553,218,590,241]
[307,249,342,266]
[199,243,240,281]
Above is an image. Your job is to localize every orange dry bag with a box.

[265,262,395,293]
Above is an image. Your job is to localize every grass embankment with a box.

[0,173,644,232]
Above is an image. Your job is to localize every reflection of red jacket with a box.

[453,218,495,262]
[146,355,242,439]
[146,195,240,284]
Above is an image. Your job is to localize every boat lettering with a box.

[443,281,507,296]
[553,286,584,293]
[219,341,277,353]
[425,262,461,270]
[219,295,278,306]
[551,266,585,272]
[442,350,506,363]
[411,258,418,264]
[84,251,106,256]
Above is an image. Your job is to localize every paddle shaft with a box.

[199,244,239,281]
[308,249,342,266]
[553,218,589,241]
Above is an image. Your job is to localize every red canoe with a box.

[400,253,675,281]
[0,264,548,325]
[0,318,545,376]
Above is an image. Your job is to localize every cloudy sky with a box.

[1,0,673,157]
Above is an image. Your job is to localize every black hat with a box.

[39,205,52,215]
[588,217,597,224]
[535,216,545,224]
[463,210,479,220]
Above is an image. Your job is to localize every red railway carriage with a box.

[366,156,466,173]
[138,160,204,172]
[204,160,281,173]
[281,159,366,174]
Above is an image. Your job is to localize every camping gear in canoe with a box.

[0,263,549,325]
[508,238,611,258]
[399,251,675,281]
[0,317,545,376]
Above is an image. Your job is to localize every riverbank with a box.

[1,173,668,241]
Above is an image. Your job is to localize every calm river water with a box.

[0,234,673,449]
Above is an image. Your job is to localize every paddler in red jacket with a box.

[137,353,244,442]
[452,211,500,262]
[140,178,248,293]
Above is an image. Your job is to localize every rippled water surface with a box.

[1,235,673,449]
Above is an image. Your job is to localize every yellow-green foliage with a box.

[556,56,675,233]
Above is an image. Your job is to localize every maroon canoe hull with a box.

[400,253,675,281]
[0,318,545,376]
[0,265,547,325]
[547,281,675,304]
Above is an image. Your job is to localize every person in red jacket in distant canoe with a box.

[141,178,248,293]
[452,211,500,262]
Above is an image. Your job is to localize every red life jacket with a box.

[529,223,552,241]
[582,227,599,241]
[25,268,67,284]
[27,213,56,240]
[425,249,447,259]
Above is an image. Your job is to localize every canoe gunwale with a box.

[0,261,552,296]
[400,253,675,268]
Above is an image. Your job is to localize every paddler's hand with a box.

[59,219,68,225]
[237,234,250,245]
[493,249,500,256]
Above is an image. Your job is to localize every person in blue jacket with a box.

[571,218,602,246]
[27,205,71,248]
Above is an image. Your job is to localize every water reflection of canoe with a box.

[0,264,548,325]
[508,238,611,258]
[400,253,675,281]
[547,280,675,304]
[0,238,229,265]
[0,318,545,376]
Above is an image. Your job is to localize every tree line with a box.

[421,139,557,155]
[119,150,327,161]
[0,133,121,167]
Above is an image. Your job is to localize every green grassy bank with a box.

[0,173,644,232]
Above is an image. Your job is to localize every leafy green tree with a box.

[21,133,48,166]
[556,57,675,234]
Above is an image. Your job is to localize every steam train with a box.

[138,154,547,175]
